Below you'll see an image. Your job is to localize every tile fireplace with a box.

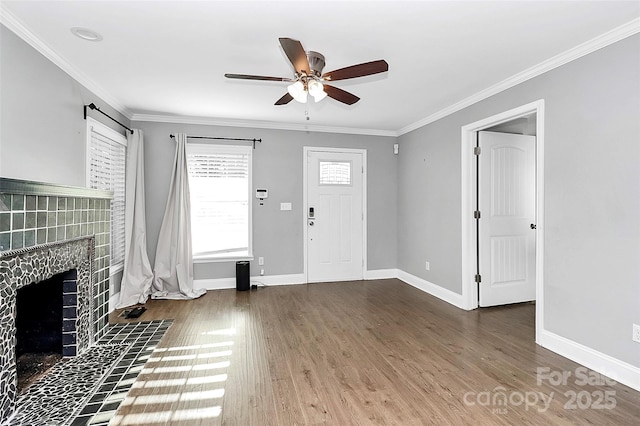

[0,178,112,423]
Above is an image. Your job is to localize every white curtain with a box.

[152,133,206,300]
[117,129,154,308]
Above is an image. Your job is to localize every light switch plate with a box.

[280,202,292,211]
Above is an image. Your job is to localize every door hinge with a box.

[474,210,481,219]
[475,274,482,283]
[474,146,481,156]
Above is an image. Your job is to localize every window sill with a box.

[193,255,254,264]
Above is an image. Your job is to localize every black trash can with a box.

[236,261,250,291]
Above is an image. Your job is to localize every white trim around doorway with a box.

[460,100,545,344]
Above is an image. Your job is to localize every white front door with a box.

[479,131,536,307]
[306,149,364,283]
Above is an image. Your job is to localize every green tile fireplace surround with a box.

[0,177,113,339]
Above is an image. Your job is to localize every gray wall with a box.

[0,25,129,187]
[398,35,640,367]
[133,121,398,279]
[1,24,129,295]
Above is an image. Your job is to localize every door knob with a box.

[309,221,314,226]
[530,224,537,229]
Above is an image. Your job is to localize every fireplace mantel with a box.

[0,177,112,199]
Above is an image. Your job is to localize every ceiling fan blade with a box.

[324,85,360,105]
[225,73,292,82]
[279,37,310,75]
[275,93,294,105]
[322,60,389,81]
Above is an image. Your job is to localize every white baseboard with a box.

[194,269,465,313]
[194,277,236,291]
[538,329,640,392]
[397,270,467,310]
[364,268,399,280]
[195,270,399,289]
[251,273,306,286]
[108,291,121,313]
[194,273,306,291]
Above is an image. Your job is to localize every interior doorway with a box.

[460,100,545,343]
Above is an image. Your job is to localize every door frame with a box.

[303,146,368,283]
[460,100,545,343]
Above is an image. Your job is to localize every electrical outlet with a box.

[633,324,640,343]
[425,261,430,271]
[260,268,265,276]
[258,257,264,266]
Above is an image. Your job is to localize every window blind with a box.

[186,144,252,258]
[88,125,126,268]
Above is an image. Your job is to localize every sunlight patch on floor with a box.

[141,360,231,374]
[152,341,234,352]
[147,350,233,363]
[171,406,223,420]
[110,411,172,425]
[112,406,223,424]
[111,322,239,425]
[120,389,225,406]
[193,361,231,371]
[201,327,237,336]
[133,374,228,389]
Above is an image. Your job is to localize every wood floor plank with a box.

[109,279,640,425]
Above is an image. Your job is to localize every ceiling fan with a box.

[225,37,388,106]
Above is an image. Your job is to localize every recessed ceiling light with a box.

[70,27,103,42]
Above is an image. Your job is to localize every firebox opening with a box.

[15,271,66,392]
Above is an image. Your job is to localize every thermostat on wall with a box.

[256,189,268,199]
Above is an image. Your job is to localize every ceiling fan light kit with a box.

[225,37,388,106]
[287,81,308,103]
[307,80,327,102]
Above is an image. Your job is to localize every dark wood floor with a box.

[109,279,640,425]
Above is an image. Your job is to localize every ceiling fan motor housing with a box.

[307,51,325,77]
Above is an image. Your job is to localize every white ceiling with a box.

[2,1,639,135]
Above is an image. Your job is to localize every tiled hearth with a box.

[0,178,113,423]
[10,320,172,426]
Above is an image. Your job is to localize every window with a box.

[186,144,252,260]
[86,118,127,271]
[319,161,352,185]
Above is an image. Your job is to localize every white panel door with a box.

[479,131,536,307]
[306,150,364,282]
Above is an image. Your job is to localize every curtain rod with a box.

[169,134,262,149]
[84,103,134,135]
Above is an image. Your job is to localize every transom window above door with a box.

[319,161,352,185]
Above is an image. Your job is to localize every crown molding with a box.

[398,17,640,136]
[0,5,132,119]
[131,114,398,137]
[3,2,636,138]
